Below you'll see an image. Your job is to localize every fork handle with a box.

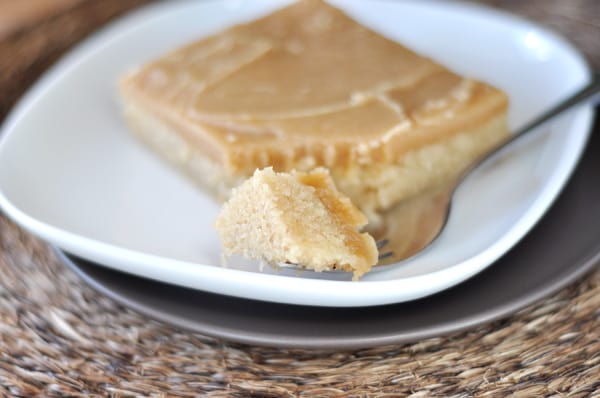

[514,73,600,138]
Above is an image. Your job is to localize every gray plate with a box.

[58,115,600,349]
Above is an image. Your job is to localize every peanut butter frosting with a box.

[121,0,508,174]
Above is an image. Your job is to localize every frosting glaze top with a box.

[122,0,508,172]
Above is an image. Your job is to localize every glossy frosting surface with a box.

[122,0,508,171]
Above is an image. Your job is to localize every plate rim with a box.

[57,241,600,348]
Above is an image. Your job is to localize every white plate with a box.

[0,0,593,307]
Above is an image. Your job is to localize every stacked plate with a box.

[0,0,597,348]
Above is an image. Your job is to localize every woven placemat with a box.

[1,1,599,396]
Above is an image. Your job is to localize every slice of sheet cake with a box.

[119,0,509,221]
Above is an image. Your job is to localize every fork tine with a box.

[378,251,393,261]
[376,239,393,260]
[376,239,389,250]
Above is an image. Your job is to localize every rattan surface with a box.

[0,0,599,396]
